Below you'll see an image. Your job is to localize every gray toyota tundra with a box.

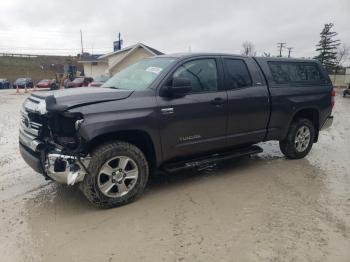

[19,53,334,208]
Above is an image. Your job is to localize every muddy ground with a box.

[0,88,349,262]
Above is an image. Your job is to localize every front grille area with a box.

[20,109,42,137]
[19,96,46,152]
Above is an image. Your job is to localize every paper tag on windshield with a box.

[146,66,163,74]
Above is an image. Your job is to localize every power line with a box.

[0,46,111,50]
[80,29,84,54]
[0,29,78,34]
[0,48,111,57]
[277,42,287,57]
[0,47,80,50]
[0,29,108,36]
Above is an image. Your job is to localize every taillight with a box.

[331,89,335,108]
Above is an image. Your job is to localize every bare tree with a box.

[333,43,349,83]
[241,41,256,56]
[335,44,349,71]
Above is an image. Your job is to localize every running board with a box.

[162,145,263,173]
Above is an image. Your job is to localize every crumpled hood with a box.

[31,87,133,110]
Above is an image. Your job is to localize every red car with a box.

[67,77,93,88]
[36,79,52,89]
[88,75,110,87]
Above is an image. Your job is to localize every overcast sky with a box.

[0,0,349,61]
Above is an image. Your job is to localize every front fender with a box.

[78,109,163,166]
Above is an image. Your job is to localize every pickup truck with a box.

[19,53,334,208]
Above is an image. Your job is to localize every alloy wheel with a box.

[97,156,139,198]
[294,125,311,152]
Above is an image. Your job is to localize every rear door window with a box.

[268,62,325,84]
[223,59,252,89]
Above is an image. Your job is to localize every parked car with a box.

[0,79,10,89]
[13,78,33,89]
[19,54,334,208]
[50,79,59,90]
[66,77,93,88]
[36,79,53,89]
[88,75,110,87]
[63,78,71,89]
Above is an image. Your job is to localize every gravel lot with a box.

[0,88,349,262]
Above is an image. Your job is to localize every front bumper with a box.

[19,96,90,185]
[321,115,334,130]
[20,141,90,185]
[45,153,90,185]
[19,143,43,173]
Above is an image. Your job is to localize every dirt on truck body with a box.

[0,88,349,261]
[19,53,333,208]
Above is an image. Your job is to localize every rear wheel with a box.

[279,118,315,159]
[81,141,149,208]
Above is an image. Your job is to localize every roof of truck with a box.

[158,53,318,63]
[159,52,247,58]
[254,56,319,63]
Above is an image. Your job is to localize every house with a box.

[78,53,108,78]
[346,67,350,85]
[330,66,350,87]
[79,43,163,78]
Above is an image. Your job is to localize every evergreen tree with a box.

[314,23,340,72]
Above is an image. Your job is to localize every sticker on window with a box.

[145,66,163,74]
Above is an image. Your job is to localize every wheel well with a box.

[293,108,320,142]
[86,130,157,172]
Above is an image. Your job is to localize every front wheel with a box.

[279,118,315,159]
[81,141,149,208]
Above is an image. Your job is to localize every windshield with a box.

[16,78,26,82]
[102,57,175,90]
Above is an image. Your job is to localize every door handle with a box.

[210,97,225,106]
[161,107,174,115]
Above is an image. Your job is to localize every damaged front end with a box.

[19,94,90,185]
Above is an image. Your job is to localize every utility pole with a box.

[277,42,286,57]
[287,47,293,58]
[80,29,84,54]
[118,32,121,50]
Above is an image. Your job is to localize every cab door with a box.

[222,57,270,146]
[157,57,228,161]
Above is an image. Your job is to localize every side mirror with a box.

[163,77,192,98]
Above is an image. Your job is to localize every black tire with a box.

[279,118,315,159]
[81,141,149,208]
